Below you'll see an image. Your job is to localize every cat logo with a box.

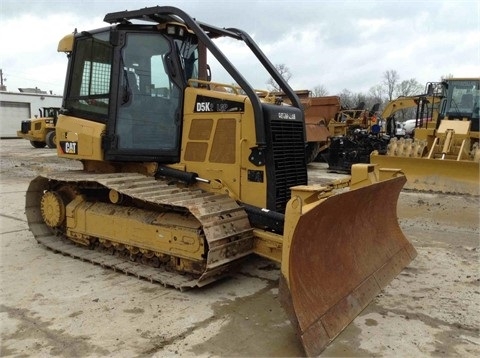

[61,141,78,154]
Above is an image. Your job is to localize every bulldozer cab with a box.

[59,7,304,166]
[62,26,188,162]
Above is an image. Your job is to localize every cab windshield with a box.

[445,80,480,120]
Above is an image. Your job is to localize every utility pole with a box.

[0,69,6,91]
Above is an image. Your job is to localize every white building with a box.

[0,89,62,138]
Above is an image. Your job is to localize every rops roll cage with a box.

[104,6,304,156]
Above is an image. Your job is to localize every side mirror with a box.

[206,64,211,82]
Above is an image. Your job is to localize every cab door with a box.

[105,31,183,163]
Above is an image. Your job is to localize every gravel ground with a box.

[1,139,479,357]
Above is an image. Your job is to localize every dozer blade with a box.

[279,175,417,356]
[371,154,480,195]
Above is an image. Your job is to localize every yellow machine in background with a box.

[24,7,416,355]
[321,93,438,173]
[17,107,60,148]
[372,78,480,195]
[382,89,442,137]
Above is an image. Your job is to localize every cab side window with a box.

[66,31,112,120]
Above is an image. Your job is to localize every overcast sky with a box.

[1,0,479,96]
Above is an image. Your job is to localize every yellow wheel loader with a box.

[371,78,480,195]
[17,107,60,148]
[25,6,416,355]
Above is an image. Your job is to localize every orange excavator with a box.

[25,6,416,355]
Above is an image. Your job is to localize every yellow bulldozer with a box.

[17,107,60,148]
[25,6,417,355]
[371,78,480,195]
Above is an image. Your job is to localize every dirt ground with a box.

[0,138,479,357]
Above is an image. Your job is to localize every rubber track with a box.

[26,171,254,290]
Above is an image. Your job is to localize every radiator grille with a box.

[269,118,308,212]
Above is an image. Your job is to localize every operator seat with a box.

[126,72,140,99]
[472,96,480,132]
[459,93,473,109]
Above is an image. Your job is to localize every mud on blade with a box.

[279,175,417,356]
